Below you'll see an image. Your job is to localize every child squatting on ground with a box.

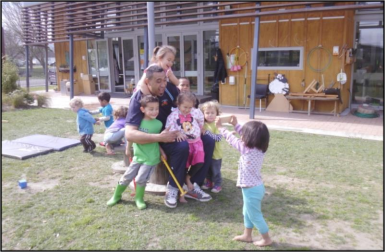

[165,92,205,203]
[103,106,128,155]
[91,92,114,129]
[69,97,100,153]
[107,95,165,210]
[200,100,224,193]
[216,115,273,247]
[136,45,179,94]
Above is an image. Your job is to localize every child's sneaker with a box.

[185,183,212,202]
[211,185,222,193]
[201,180,213,190]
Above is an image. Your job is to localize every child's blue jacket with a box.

[77,108,96,135]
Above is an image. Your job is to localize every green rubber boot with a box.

[134,185,147,210]
[107,183,127,206]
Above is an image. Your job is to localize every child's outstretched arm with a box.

[204,130,222,142]
[166,68,179,86]
[98,115,111,122]
[89,109,100,115]
[80,111,97,124]
[216,117,247,154]
[137,73,152,95]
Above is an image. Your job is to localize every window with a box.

[256,47,303,70]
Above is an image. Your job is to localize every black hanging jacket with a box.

[214,48,228,84]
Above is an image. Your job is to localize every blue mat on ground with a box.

[2,140,53,160]
[13,134,81,151]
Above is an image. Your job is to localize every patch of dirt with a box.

[23,179,61,193]
[264,174,383,250]
[273,218,383,250]
[265,173,361,192]
[88,174,121,189]
[3,179,60,194]
[146,237,161,249]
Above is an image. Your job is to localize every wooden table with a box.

[285,95,339,116]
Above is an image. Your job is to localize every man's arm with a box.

[125,124,178,145]
[125,125,161,145]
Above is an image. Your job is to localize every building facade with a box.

[22,2,383,114]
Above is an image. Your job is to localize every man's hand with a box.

[159,126,179,143]
[160,147,167,161]
[176,132,187,142]
[95,121,101,125]
[125,145,133,160]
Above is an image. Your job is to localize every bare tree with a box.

[2,2,48,72]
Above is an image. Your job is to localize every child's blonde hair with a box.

[113,106,128,120]
[69,97,83,108]
[150,45,177,64]
[200,100,221,117]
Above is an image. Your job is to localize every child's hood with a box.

[78,108,90,114]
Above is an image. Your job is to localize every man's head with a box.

[178,78,190,93]
[145,65,166,97]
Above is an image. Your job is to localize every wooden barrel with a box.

[148,162,168,185]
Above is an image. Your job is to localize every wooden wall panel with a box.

[219,2,356,114]
[220,22,239,106]
[278,21,290,47]
[54,41,88,93]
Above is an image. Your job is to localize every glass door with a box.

[203,30,219,95]
[112,38,124,93]
[167,34,199,94]
[122,39,136,95]
[96,40,111,92]
[87,40,99,92]
[138,35,163,77]
[183,34,198,94]
[352,19,383,110]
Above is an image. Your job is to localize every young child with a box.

[103,106,128,155]
[107,95,164,210]
[200,100,224,193]
[69,97,100,153]
[216,115,273,247]
[177,78,199,108]
[165,92,205,203]
[136,45,179,93]
[91,92,114,129]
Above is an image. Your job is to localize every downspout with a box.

[144,27,149,69]
[45,45,48,92]
[147,2,155,60]
[25,45,30,92]
[249,3,261,119]
[69,34,74,99]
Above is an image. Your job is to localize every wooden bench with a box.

[286,93,340,116]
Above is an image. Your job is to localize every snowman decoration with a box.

[269,73,290,95]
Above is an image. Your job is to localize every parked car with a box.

[48,67,57,85]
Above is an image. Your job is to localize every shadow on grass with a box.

[123,177,316,229]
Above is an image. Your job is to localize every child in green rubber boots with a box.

[107,95,165,209]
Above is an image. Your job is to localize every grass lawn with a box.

[2,108,383,250]
[26,86,56,92]
[18,66,46,80]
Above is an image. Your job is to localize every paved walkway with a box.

[38,90,383,141]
